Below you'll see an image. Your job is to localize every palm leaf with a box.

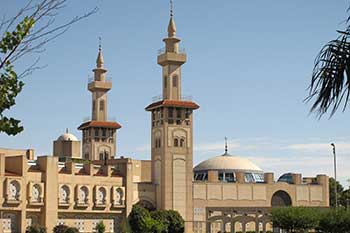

[306,31,350,118]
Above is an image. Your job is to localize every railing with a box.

[157,47,186,55]
[82,116,117,122]
[88,76,112,83]
[151,95,193,102]
[152,95,163,102]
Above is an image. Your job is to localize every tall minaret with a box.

[78,42,121,161]
[146,3,199,232]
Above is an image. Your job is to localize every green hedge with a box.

[128,205,184,233]
[271,207,350,233]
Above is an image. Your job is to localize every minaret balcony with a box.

[157,49,186,66]
[88,79,112,91]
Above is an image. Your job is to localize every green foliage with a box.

[307,7,350,117]
[329,177,344,207]
[25,224,46,233]
[128,205,157,233]
[128,205,184,233]
[151,209,184,233]
[95,221,106,233]
[53,225,69,233]
[316,208,350,233]
[0,16,34,135]
[271,207,320,232]
[64,227,79,233]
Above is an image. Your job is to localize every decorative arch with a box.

[271,190,292,207]
[79,186,89,203]
[60,185,70,203]
[9,180,20,201]
[97,187,107,204]
[31,184,41,202]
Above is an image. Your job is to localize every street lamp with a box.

[331,143,337,208]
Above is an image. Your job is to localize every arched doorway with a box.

[271,191,292,233]
[271,190,292,207]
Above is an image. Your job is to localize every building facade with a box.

[0,11,328,233]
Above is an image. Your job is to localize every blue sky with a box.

[1,0,350,186]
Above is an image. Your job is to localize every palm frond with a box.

[306,31,350,118]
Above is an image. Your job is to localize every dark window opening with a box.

[173,75,178,87]
[174,138,179,147]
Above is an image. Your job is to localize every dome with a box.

[57,133,78,142]
[194,153,262,172]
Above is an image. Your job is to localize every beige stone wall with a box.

[0,154,127,233]
[193,178,328,208]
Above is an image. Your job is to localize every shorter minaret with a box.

[78,41,121,161]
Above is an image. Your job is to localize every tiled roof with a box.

[145,100,200,111]
[78,121,122,130]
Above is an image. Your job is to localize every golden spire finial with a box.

[167,0,176,37]
[96,36,104,68]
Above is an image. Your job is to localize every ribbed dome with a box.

[57,133,78,141]
[194,154,262,172]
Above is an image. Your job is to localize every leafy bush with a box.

[271,207,320,232]
[151,209,184,233]
[65,227,79,233]
[129,205,163,233]
[129,205,184,233]
[53,225,69,233]
[26,224,46,233]
[95,221,106,233]
[316,208,350,233]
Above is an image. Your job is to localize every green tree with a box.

[340,188,350,208]
[306,7,350,117]
[0,0,97,135]
[53,225,69,233]
[128,205,160,233]
[25,224,46,233]
[271,207,320,233]
[151,209,184,233]
[329,177,344,207]
[95,221,105,233]
[316,208,350,233]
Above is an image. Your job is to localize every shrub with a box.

[26,224,46,233]
[271,207,320,232]
[95,221,106,233]
[129,205,159,233]
[151,209,184,233]
[316,208,350,233]
[64,227,79,233]
[53,225,69,233]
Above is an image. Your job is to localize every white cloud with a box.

[194,140,240,152]
[286,142,350,153]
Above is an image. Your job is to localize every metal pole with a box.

[331,143,337,208]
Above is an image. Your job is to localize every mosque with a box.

[0,6,329,233]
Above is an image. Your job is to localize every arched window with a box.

[9,180,20,201]
[180,138,185,147]
[174,138,179,147]
[271,190,292,207]
[97,187,106,204]
[173,75,178,87]
[114,188,124,205]
[60,185,70,203]
[31,184,41,202]
[99,99,105,111]
[79,186,89,204]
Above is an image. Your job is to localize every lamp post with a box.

[331,143,337,208]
